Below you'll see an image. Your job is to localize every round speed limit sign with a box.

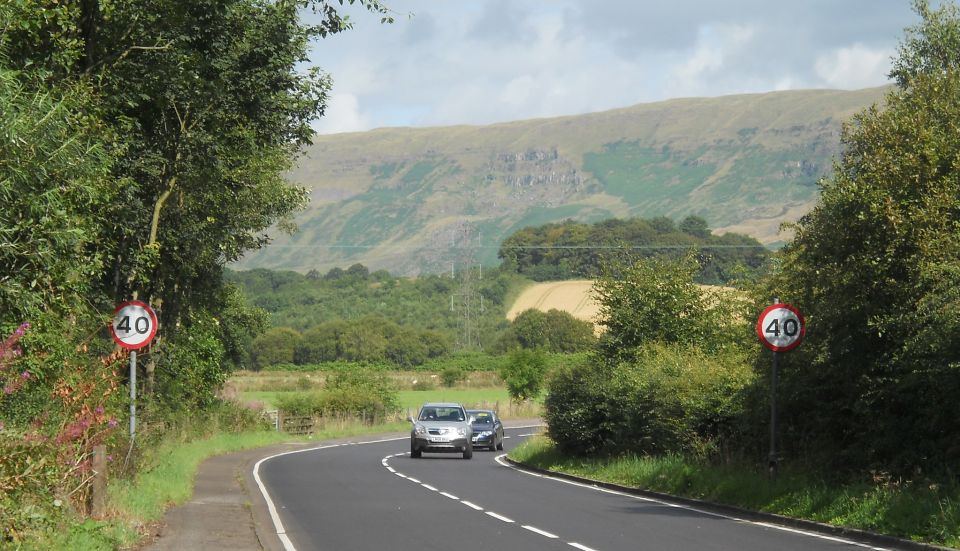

[110,300,158,350]
[756,303,805,352]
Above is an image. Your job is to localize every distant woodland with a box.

[497,216,770,284]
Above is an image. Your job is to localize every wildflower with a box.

[53,499,62,508]
[20,371,30,380]
[95,406,104,416]
[108,417,118,428]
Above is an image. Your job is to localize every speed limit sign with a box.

[110,300,158,350]
[756,303,805,352]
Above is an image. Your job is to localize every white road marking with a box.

[440,492,459,500]
[254,436,407,551]
[486,511,515,523]
[461,500,484,511]
[495,455,891,551]
[569,543,599,551]
[421,484,438,491]
[394,472,407,478]
[522,525,559,538]
[407,477,421,483]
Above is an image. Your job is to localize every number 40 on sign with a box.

[756,303,805,353]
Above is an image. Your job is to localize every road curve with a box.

[255,427,892,551]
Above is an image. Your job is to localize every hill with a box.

[233,86,889,275]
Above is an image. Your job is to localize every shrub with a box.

[439,367,464,388]
[499,348,549,402]
[545,343,755,459]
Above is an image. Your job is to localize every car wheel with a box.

[463,445,473,460]
[411,443,421,458]
[496,439,504,451]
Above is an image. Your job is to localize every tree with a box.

[679,215,711,239]
[2,0,392,391]
[766,0,960,472]
[0,69,117,324]
[504,309,596,353]
[500,348,548,402]
[251,327,301,369]
[593,254,742,363]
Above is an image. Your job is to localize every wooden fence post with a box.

[91,445,107,518]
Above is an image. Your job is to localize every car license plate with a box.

[430,436,450,443]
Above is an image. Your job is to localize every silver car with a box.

[409,402,473,459]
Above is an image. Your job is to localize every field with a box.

[506,280,600,325]
[226,370,541,420]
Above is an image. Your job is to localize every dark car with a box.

[409,402,473,459]
[466,409,504,451]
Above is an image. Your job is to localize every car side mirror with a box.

[468,416,475,424]
[407,415,415,423]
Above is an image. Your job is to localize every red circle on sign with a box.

[110,300,158,350]
[756,303,805,352]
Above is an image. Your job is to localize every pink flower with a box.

[95,406,104,416]
[20,371,30,380]
[108,417,118,428]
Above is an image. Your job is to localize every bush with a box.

[439,367,464,387]
[499,348,549,402]
[545,343,755,459]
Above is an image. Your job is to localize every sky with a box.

[307,0,921,134]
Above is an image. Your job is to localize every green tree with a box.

[594,254,742,363]
[504,309,596,353]
[500,348,548,402]
[3,0,391,392]
[0,69,117,323]
[766,0,960,472]
[251,327,300,369]
[679,215,711,239]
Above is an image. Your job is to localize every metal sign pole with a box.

[130,350,137,440]
[768,296,780,479]
[769,349,779,479]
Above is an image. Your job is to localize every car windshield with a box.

[469,412,493,424]
[419,407,464,422]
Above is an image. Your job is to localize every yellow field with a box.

[506,280,601,325]
[506,280,739,333]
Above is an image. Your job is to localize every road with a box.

[255,426,890,551]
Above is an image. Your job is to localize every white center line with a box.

[569,543,599,551]
[486,511,515,523]
[461,500,484,511]
[440,492,460,500]
[522,525,559,538]
[421,484,438,491]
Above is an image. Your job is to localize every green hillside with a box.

[234,86,889,275]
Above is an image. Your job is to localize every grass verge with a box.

[509,436,960,548]
[21,418,413,550]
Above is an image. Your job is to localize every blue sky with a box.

[306,0,920,134]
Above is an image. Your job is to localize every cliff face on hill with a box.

[234,86,889,276]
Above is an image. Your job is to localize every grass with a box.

[509,436,960,548]
[24,416,420,551]
[238,388,531,418]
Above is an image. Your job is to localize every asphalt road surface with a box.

[255,426,891,551]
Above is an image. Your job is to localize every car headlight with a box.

[414,424,427,435]
[456,427,467,437]
[477,431,493,437]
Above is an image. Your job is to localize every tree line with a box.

[227,265,597,369]
[497,215,770,284]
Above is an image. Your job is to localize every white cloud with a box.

[814,44,894,89]
[314,94,371,134]
[665,23,757,98]
[305,0,915,132]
